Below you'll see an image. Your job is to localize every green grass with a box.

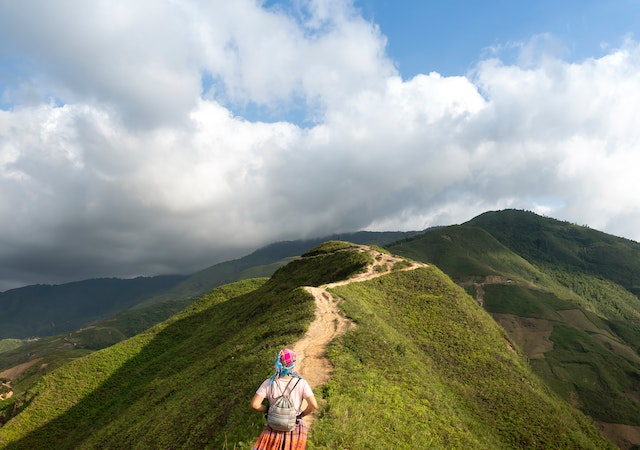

[467,209,640,297]
[546,267,640,323]
[387,214,640,435]
[0,242,613,449]
[0,278,283,449]
[482,284,574,320]
[0,241,370,449]
[535,325,640,425]
[389,225,553,287]
[0,341,23,354]
[0,241,371,417]
[311,267,611,449]
[301,240,360,256]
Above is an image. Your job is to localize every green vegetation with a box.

[0,242,612,449]
[0,234,403,411]
[390,225,556,289]
[0,232,415,342]
[482,285,570,320]
[0,278,283,449]
[301,240,359,256]
[0,341,23,354]
[547,267,640,323]
[3,211,638,448]
[0,241,370,449]
[533,324,640,425]
[312,267,610,449]
[388,209,640,447]
[467,209,640,297]
[0,276,187,339]
[0,298,195,398]
[269,241,371,290]
[137,231,417,308]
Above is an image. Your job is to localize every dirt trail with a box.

[292,246,427,428]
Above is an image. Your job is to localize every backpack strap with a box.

[270,376,298,400]
[288,377,302,410]
[288,377,301,396]
[290,377,301,392]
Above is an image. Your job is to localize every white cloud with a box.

[1,0,640,290]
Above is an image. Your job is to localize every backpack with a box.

[267,377,301,432]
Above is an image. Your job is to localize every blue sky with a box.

[1,0,640,290]
[357,0,639,76]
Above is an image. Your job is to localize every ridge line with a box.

[292,246,427,428]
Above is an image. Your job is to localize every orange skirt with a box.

[252,422,308,450]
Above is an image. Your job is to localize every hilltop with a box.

[0,241,612,449]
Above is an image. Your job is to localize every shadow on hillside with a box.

[3,289,269,449]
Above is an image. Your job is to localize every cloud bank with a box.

[1,0,639,290]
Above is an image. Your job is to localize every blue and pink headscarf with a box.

[270,348,301,383]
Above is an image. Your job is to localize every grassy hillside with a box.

[0,232,414,403]
[466,209,640,297]
[0,342,21,355]
[388,213,640,448]
[313,265,610,449]
[0,242,370,448]
[0,298,198,411]
[0,232,415,343]
[0,242,612,449]
[389,225,557,288]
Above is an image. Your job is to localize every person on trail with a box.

[251,348,318,450]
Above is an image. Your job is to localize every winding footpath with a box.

[291,246,427,428]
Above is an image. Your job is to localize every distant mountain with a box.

[388,209,640,448]
[0,242,613,449]
[0,276,187,339]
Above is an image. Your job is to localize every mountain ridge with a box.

[2,210,640,447]
[0,242,614,449]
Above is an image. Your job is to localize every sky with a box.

[1,0,640,291]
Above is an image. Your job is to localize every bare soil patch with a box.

[0,358,43,401]
[490,313,554,358]
[0,358,42,381]
[460,275,513,307]
[598,422,640,450]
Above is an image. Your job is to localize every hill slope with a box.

[388,210,640,448]
[136,230,419,308]
[467,209,640,298]
[0,231,416,399]
[0,242,612,449]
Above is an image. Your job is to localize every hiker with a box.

[251,348,318,450]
